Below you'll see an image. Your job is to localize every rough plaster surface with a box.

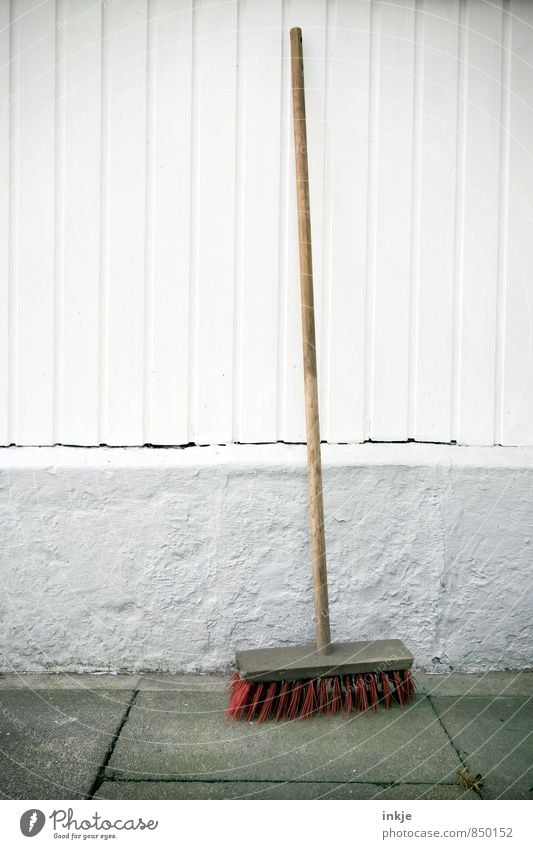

[0,444,531,673]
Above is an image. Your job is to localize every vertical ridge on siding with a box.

[313,2,328,434]
[325,0,371,443]
[451,0,467,442]
[98,0,109,444]
[280,0,327,443]
[188,0,199,443]
[103,0,148,445]
[231,0,243,441]
[61,0,101,445]
[364,0,380,441]
[414,0,460,443]
[193,0,238,444]
[370,0,416,440]
[7,0,19,445]
[494,0,511,445]
[456,0,504,445]
[318,0,332,442]
[236,0,282,442]
[143,0,155,443]
[321,0,332,440]
[502,0,533,445]
[144,0,192,444]
[277,0,295,441]
[407,0,423,440]
[276,0,287,441]
[0,0,10,444]
[53,0,64,443]
[278,0,296,440]
[12,0,56,444]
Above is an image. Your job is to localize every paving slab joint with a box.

[427,694,482,799]
[102,778,458,787]
[87,689,139,800]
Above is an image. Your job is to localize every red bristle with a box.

[238,683,254,718]
[287,681,303,720]
[247,683,264,720]
[257,681,278,724]
[381,672,393,709]
[318,677,329,714]
[228,671,239,689]
[226,671,241,707]
[226,673,247,714]
[226,676,254,720]
[356,674,369,712]
[330,677,342,715]
[275,681,290,721]
[301,680,316,719]
[392,671,404,706]
[226,668,413,721]
[368,674,379,712]
[343,676,353,715]
[403,668,415,701]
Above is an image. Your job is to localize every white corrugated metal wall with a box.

[1,0,532,447]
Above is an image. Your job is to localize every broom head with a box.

[226,639,415,722]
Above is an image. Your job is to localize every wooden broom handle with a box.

[290,27,331,654]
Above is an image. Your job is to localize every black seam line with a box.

[104,777,457,787]
[427,694,483,799]
[3,438,462,448]
[87,689,139,800]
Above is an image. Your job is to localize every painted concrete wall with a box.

[2,0,533,447]
[1,444,531,673]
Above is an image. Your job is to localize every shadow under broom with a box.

[227,27,415,723]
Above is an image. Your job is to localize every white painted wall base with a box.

[0,444,531,673]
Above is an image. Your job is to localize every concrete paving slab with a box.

[432,696,533,800]
[1,671,529,694]
[107,691,461,785]
[137,674,227,691]
[0,689,133,799]
[0,673,140,690]
[96,780,476,800]
[416,672,533,697]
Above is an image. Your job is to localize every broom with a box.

[226,28,415,722]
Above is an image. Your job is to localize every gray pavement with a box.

[0,672,531,800]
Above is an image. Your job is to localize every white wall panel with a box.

[413,0,459,443]
[1,0,532,447]
[0,0,9,445]
[9,0,56,444]
[368,0,416,441]
[145,0,192,444]
[101,0,148,445]
[323,0,371,442]
[503,0,533,446]
[456,0,504,445]
[234,0,282,442]
[191,0,238,444]
[279,0,327,442]
[58,0,101,444]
